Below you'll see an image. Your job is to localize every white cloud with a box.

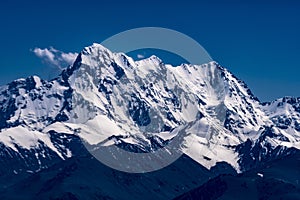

[32,47,78,70]
[137,54,145,59]
[33,48,57,65]
[60,52,78,65]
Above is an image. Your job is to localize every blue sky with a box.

[0,0,299,102]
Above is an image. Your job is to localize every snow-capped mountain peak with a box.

[0,43,299,174]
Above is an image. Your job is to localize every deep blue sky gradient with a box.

[0,0,299,102]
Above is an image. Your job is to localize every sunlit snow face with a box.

[69,27,227,173]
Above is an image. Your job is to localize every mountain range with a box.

[0,43,299,199]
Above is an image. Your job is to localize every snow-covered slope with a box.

[0,43,299,174]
